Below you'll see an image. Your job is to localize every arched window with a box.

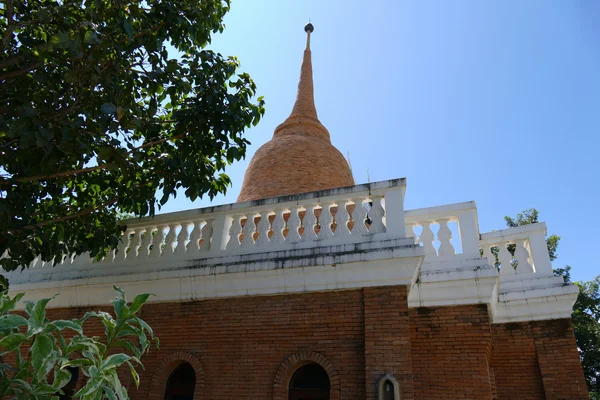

[164,362,196,400]
[289,362,330,400]
[378,374,400,400]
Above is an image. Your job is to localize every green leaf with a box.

[103,385,118,400]
[27,296,56,335]
[62,358,94,368]
[101,353,130,371]
[0,314,28,331]
[52,367,72,390]
[84,30,100,45]
[73,377,103,397]
[113,286,126,300]
[0,293,24,313]
[30,334,55,381]
[50,319,83,334]
[128,293,151,315]
[49,32,72,49]
[126,360,140,388]
[0,333,27,352]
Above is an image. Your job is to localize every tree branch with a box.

[0,62,42,81]
[2,0,15,50]
[7,196,119,233]
[4,132,187,183]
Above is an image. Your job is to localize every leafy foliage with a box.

[0,0,265,271]
[504,208,560,261]
[506,209,599,398]
[0,286,157,399]
[554,267,600,399]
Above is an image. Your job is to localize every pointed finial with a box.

[274,20,329,139]
[304,22,314,49]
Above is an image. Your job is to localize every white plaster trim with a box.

[407,258,498,308]
[8,240,423,310]
[493,275,579,324]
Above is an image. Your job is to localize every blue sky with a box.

[159,1,600,282]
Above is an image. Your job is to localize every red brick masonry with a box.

[35,286,587,399]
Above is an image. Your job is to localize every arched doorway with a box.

[164,362,196,400]
[288,363,330,400]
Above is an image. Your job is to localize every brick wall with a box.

[363,286,414,400]
[491,319,589,400]
[491,322,545,400]
[531,319,588,399]
[9,289,587,399]
[47,289,367,400]
[410,304,494,400]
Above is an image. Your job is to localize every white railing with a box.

[479,223,553,278]
[405,202,554,279]
[22,179,554,283]
[24,180,407,269]
[405,201,481,260]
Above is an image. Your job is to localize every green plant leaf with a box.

[101,353,130,371]
[0,333,27,352]
[126,360,140,388]
[50,319,83,334]
[128,293,151,315]
[52,367,72,390]
[0,293,24,313]
[0,314,28,331]
[30,333,55,381]
[27,296,56,335]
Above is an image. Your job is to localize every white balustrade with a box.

[16,178,556,288]
[479,223,552,277]
[405,202,477,258]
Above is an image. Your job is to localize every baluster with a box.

[138,227,154,259]
[419,222,436,256]
[317,203,334,240]
[225,215,243,251]
[200,220,213,252]
[437,219,456,256]
[174,222,190,255]
[368,196,386,233]
[405,223,416,240]
[187,221,202,253]
[335,201,351,238]
[255,211,271,247]
[30,256,41,268]
[149,225,166,258]
[241,215,257,248]
[130,228,143,258]
[287,208,302,242]
[498,243,516,276]
[163,224,178,255]
[301,205,318,242]
[351,199,369,235]
[271,210,286,244]
[514,239,534,274]
[482,245,496,269]
[117,229,133,261]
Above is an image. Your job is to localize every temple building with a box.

[6,24,589,399]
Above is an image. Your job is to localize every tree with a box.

[505,209,600,399]
[0,0,265,271]
[0,286,158,399]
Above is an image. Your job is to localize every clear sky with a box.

[159,1,600,282]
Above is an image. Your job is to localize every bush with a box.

[0,286,157,399]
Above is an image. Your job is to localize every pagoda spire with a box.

[289,22,317,119]
[237,22,354,202]
[274,22,330,140]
